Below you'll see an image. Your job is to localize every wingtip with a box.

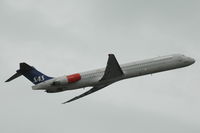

[62,101,70,104]
[5,79,11,82]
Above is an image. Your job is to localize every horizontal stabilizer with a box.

[5,72,22,82]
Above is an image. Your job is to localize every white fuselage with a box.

[32,54,195,93]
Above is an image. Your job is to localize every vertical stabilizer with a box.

[5,63,53,84]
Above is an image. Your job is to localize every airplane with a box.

[5,54,195,104]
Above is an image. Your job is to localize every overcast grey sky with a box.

[1,0,200,133]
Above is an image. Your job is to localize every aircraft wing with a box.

[63,54,124,104]
[100,54,124,81]
[62,84,110,104]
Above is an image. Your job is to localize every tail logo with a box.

[34,75,45,83]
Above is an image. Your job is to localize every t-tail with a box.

[5,63,53,84]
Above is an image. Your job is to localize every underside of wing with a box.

[62,84,109,104]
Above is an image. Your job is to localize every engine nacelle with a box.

[51,73,81,86]
[67,73,81,83]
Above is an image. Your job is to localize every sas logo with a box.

[34,75,45,83]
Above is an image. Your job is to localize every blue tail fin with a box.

[6,63,53,84]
